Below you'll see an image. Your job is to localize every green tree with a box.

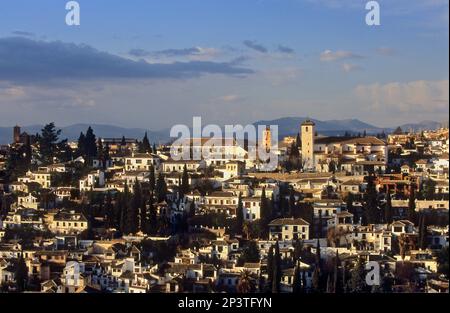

[239,241,260,265]
[38,122,63,164]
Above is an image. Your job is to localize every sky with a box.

[0,0,448,130]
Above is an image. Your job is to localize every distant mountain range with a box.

[0,118,447,145]
[0,124,169,145]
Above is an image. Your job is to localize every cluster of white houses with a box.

[0,122,448,293]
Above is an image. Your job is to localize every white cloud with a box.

[342,63,362,73]
[320,50,362,62]
[354,79,449,112]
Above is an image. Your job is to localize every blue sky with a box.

[0,0,448,129]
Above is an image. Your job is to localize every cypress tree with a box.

[272,241,282,293]
[149,165,156,193]
[126,179,141,234]
[140,132,151,153]
[155,173,167,202]
[317,210,323,238]
[266,246,274,291]
[408,183,417,223]
[293,261,301,293]
[236,193,244,235]
[148,193,157,234]
[333,252,340,293]
[288,189,295,217]
[312,240,322,292]
[84,126,98,163]
[260,187,271,238]
[385,190,393,224]
[105,192,114,229]
[15,253,28,292]
[418,214,427,250]
[364,173,379,224]
[181,164,190,196]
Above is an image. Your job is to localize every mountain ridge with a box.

[0,118,445,145]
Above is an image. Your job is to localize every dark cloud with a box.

[243,40,268,53]
[129,47,207,58]
[277,45,295,54]
[11,30,35,37]
[0,37,254,84]
[128,48,151,57]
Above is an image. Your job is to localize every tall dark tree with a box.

[364,174,379,224]
[180,165,190,196]
[384,190,393,224]
[236,193,244,235]
[260,188,271,238]
[84,126,98,163]
[317,211,323,238]
[266,245,274,291]
[77,132,86,157]
[149,165,156,193]
[292,261,302,293]
[38,122,62,164]
[288,189,296,217]
[125,179,141,235]
[408,183,417,223]
[418,214,428,250]
[105,192,114,229]
[15,253,28,292]
[313,240,322,292]
[147,194,157,234]
[140,132,152,153]
[423,179,437,200]
[155,173,167,202]
[272,242,282,293]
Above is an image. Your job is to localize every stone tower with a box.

[13,125,21,144]
[301,119,315,170]
[262,126,271,152]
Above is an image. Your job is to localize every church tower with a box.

[13,125,21,144]
[301,119,315,170]
[262,126,271,152]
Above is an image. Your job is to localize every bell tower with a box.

[301,120,315,170]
